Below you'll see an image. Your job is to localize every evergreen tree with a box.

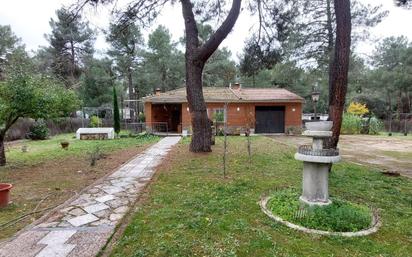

[0,25,24,80]
[113,86,121,136]
[79,58,114,107]
[45,7,95,88]
[106,21,143,119]
[145,25,184,91]
[196,24,237,87]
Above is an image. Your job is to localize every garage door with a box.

[255,106,285,133]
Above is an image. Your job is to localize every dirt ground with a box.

[0,143,153,241]
[269,134,412,178]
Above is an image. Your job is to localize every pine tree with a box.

[106,22,143,120]
[45,7,95,88]
[113,86,121,136]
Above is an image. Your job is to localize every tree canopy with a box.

[44,7,95,87]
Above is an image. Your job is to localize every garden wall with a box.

[5,118,89,141]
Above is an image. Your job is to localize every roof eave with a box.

[145,99,304,103]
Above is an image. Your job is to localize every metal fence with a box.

[125,122,169,135]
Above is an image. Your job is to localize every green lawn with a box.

[2,133,158,167]
[0,133,159,240]
[110,136,412,257]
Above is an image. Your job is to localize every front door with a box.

[255,106,285,133]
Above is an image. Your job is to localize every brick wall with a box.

[146,101,302,134]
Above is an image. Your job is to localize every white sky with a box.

[0,0,411,62]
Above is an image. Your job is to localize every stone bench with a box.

[76,128,115,140]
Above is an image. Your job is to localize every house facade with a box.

[143,84,304,134]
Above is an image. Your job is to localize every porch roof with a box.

[143,87,304,103]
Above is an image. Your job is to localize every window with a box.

[213,108,226,123]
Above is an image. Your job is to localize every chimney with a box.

[155,88,161,96]
[230,82,241,90]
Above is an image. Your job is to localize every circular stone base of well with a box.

[299,196,332,206]
[260,195,381,237]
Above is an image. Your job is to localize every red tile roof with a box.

[143,86,304,103]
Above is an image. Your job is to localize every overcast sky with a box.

[0,0,411,62]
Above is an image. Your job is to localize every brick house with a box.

[143,83,304,134]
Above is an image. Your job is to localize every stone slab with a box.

[67,214,99,227]
[38,230,76,245]
[83,203,109,214]
[36,244,76,257]
[95,195,115,203]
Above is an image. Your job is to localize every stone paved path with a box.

[0,137,181,257]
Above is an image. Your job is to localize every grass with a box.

[110,136,412,257]
[2,133,158,167]
[266,188,372,232]
[0,133,159,240]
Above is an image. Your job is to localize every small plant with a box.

[286,126,302,135]
[60,141,70,150]
[26,119,49,140]
[90,115,102,128]
[21,145,28,153]
[217,128,224,136]
[90,145,101,166]
[138,112,145,122]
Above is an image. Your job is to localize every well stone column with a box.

[294,122,340,206]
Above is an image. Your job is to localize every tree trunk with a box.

[0,135,5,166]
[181,0,241,153]
[326,0,335,104]
[327,0,352,149]
[127,67,135,120]
[186,60,212,152]
[70,39,76,87]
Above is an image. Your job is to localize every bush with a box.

[90,115,102,128]
[286,126,302,135]
[368,116,384,135]
[26,119,49,140]
[347,102,369,116]
[341,113,362,134]
[138,112,145,122]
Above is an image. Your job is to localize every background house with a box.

[143,83,304,134]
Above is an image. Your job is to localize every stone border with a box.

[260,196,381,237]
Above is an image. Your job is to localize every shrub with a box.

[26,119,49,140]
[138,112,145,122]
[90,115,102,128]
[217,128,225,136]
[286,126,303,135]
[347,102,369,116]
[368,116,384,135]
[341,113,362,134]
